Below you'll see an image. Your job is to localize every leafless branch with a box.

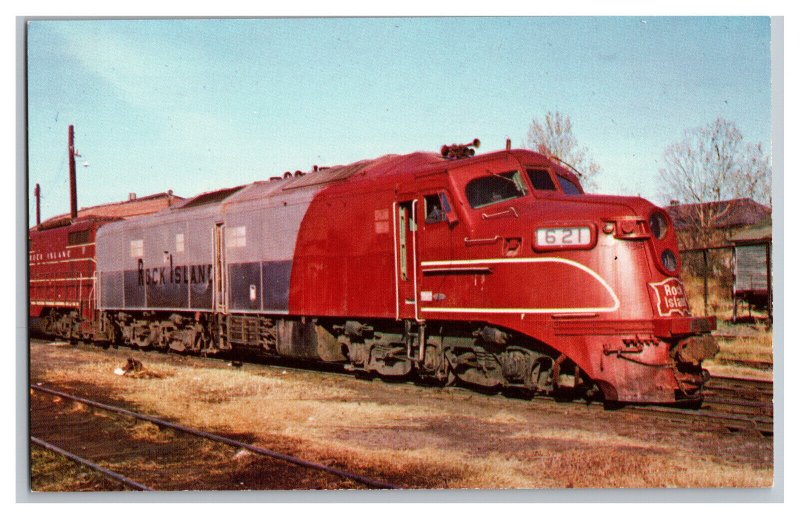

[525,111,601,191]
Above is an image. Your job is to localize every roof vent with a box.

[129,192,137,201]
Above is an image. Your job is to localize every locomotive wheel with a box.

[440,355,457,386]
[133,333,152,349]
[584,384,603,403]
[191,330,208,353]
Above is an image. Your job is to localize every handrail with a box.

[481,207,519,220]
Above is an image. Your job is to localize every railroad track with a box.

[701,375,774,433]
[30,383,399,491]
[622,376,774,437]
[31,436,154,491]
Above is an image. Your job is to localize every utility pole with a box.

[34,183,41,227]
[68,124,78,221]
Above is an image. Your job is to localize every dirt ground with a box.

[28,339,773,490]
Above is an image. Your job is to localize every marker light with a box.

[649,212,669,240]
[661,249,678,272]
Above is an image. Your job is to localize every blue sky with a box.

[26,17,772,222]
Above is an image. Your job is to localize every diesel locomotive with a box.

[29,140,718,404]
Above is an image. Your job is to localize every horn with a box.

[440,138,481,160]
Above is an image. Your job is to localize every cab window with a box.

[68,229,91,245]
[424,194,443,224]
[526,169,557,191]
[557,175,583,195]
[424,192,454,224]
[465,171,528,209]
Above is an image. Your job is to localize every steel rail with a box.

[625,404,773,426]
[31,435,153,491]
[31,384,399,490]
[706,375,773,388]
[702,396,773,411]
[632,410,772,437]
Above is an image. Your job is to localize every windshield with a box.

[465,171,528,208]
[557,175,583,195]
[526,169,557,191]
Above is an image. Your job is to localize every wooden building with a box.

[730,222,772,322]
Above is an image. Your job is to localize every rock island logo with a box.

[137,258,213,286]
[648,277,690,317]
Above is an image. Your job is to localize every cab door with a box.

[417,190,460,263]
[212,222,227,313]
[415,190,467,311]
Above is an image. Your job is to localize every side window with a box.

[558,176,583,195]
[465,171,528,209]
[526,169,557,191]
[424,194,445,224]
[130,239,143,258]
[440,192,452,213]
[227,226,246,248]
[176,233,185,252]
[68,229,91,246]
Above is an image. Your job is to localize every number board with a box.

[534,226,593,250]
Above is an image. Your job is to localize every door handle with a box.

[464,236,500,246]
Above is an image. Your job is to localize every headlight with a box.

[661,249,678,272]
[649,212,668,240]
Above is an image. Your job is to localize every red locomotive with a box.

[29,217,102,339]
[30,138,718,404]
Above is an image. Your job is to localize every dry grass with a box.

[30,342,772,489]
[504,427,770,487]
[537,448,772,488]
[681,273,773,380]
[704,324,773,380]
[128,421,175,443]
[30,445,128,492]
[717,330,773,362]
[683,275,733,317]
[683,274,771,321]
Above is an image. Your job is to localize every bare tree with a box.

[525,111,601,191]
[660,118,771,206]
[659,118,772,249]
